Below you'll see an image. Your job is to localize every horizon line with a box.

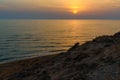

[0,18,120,20]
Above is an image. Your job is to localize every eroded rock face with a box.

[114,32,120,37]
[0,32,120,80]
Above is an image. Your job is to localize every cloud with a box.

[0,0,120,19]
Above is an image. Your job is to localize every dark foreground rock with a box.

[0,32,120,80]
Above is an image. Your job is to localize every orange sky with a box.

[0,0,120,19]
[1,0,119,11]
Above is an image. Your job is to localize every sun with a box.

[73,10,77,14]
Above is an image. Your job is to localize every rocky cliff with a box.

[0,32,120,80]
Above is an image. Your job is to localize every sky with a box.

[0,0,120,19]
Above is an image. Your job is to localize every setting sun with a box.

[73,10,77,14]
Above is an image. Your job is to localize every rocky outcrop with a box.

[0,32,120,80]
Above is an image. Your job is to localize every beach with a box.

[0,0,120,79]
[0,20,120,63]
[0,32,120,80]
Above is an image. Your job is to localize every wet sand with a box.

[0,32,120,80]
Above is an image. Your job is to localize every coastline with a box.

[0,32,120,80]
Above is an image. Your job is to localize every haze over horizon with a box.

[0,0,120,19]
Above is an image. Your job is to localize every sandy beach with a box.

[0,32,120,80]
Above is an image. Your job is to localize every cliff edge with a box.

[0,32,120,80]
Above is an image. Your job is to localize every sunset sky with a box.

[0,0,120,19]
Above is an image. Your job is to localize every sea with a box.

[0,19,120,63]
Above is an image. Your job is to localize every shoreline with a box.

[0,51,61,64]
[0,32,120,80]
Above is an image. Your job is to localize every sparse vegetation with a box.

[0,32,120,80]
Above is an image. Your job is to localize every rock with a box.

[114,32,120,37]
[68,42,79,51]
[0,32,120,80]
[93,36,114,43]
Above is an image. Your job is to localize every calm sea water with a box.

[0,19,120,63]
